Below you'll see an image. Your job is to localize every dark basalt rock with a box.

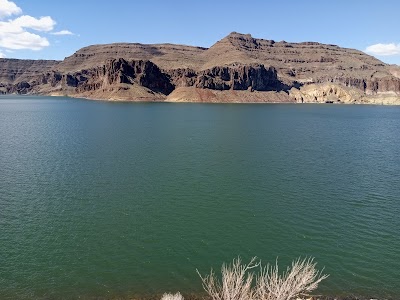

[195,65,281,91]
[1,32,400,101]
[366,76,400,94]
[8,81,31,94]
[167,64,287,92]
[166,68,198,88]
[62,58,174,95]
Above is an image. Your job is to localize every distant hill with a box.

[1,32,400,104]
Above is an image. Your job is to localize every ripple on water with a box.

[1,98,400,299]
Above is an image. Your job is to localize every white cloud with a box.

[0,50,5,58]
[0,0,22,19]
[0,31,49,50]
[51,30,74,36]
[365,43,400,56]
[12,15,56,32]
[0,1,73,52]
[0,15,54,50]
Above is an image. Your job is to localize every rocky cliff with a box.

[1,32,400,103]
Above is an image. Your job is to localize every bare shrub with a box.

[197,257,260,300]
[161,292,184,300]
[256,257,329,300]
[197,257,328,300]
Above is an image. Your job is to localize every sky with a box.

[1,0,400,64]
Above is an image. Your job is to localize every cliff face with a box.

[0,59,59,84]
[0,59,59,94]
[1,32,400,103]
[167,64,284,91]
[56,43,206,72]
[4,58,175,100]
[72,59,174,96]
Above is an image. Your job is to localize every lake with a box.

[1,96,399,299]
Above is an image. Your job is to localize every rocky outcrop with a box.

[167,64,286,92]
[56,43,206,72]
[1,32,400,103]
[166,68,198,87]
[290,83,400,105]
[312,75,400,96]
[72,58,174,95]
[365,76,400,95]
[195,64,282,91]
[2,59,174,99]
[1,59,289,99]
[0,58,59,84]
[290,84,365,103]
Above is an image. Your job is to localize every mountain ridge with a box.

[1,32,400,104]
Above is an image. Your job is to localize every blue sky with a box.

[1,0,400,64]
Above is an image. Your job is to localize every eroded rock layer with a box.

[1,32,400,103]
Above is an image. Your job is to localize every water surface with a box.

[1,96,399,299]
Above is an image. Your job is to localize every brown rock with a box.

[1,32,400,103]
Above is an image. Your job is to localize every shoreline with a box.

[68,292,396,300]
[2,93,400,106]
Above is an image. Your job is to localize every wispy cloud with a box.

[0,0,22,18]
[0,0,73,52]
[365,43,400,56]
[51,30,74,36]
[0,50,5,58]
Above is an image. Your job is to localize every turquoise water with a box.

[1,96,399,299]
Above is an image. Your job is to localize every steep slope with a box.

[199,33,260,70]
[0,59,59,93]
[1,32,400,104]
[56,43,207,72]
[201,32,390,83]
[8,58,174,100]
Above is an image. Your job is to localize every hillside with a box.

[1,32,400,104]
